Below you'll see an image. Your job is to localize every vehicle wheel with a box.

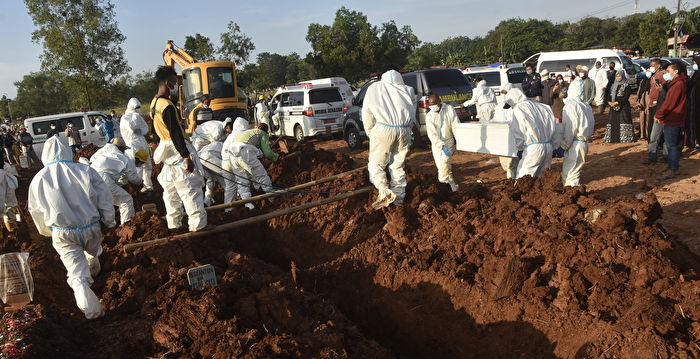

[294,125,305,142]
[345,127,361,150]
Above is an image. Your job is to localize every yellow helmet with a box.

[258,95,265,101]
[134,149,149,163]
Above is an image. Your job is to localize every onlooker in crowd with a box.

[46,122,59,138]
[522,65,543,102]
[589,61,609,114]
[654,62,688,179]
[1,130,15,165]
[636,69,652,140]
[569,66,595,105]
[563,64,575,84]
[540,69,555,106]
[605,62,617,103]
[65,120,82,156]
[551,75,568,123]
[19,125,41,167]
[645,58,669,164]
[685,56,700,150]
[605,71,635,143]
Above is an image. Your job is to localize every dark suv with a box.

[342,68,474,150]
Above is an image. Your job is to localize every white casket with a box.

[454,121,518,157]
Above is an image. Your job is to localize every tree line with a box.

[4,1,697,119]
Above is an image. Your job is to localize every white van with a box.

[269,83,347,142]
[25,111,109,155]
[462,64,527,103]
[524,49,637,79]
[305,78,354,106]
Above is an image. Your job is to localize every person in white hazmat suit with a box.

[28,136,115,319]
[461,80,497,122]
[191,117,233,151]
[119,98,154,192]
[552,94,596,186]
[425,94,459,191]
[89,142,143,224]
[0,162,19,234]
[219,117,250,208]
[505,88,556,179]
[362,70,417,209]
[255,96,270,127]
[198,141,227,206]
[222,124,279,210]
[494,83,520,179]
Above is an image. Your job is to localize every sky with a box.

[0,0,678,98]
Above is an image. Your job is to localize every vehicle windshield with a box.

[309,88,343,104]
[507,68,528,83]
[183,68,203,105]
[425,69,471,90]
[207,67,235,99]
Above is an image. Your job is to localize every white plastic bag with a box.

[0,253,34,309]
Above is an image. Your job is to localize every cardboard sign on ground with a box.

[187,264,217,290]
[0,253,34,311]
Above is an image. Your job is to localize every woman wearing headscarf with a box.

[685,56,700,149]
[605,70,635,143]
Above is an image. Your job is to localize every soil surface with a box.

[5,107,700,358]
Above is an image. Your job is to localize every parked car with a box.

[462,64,526,104]
[24,111,109,155]
[342,68,474,150]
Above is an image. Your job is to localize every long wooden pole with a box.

[206,165,368,212]
[124,186,373,253]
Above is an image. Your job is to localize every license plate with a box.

[323,119,336,124]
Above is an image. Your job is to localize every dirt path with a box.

[312,110,700,255]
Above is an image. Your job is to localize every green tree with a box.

[24,0,130,109]
[0,96,11,119]
[638,8,672,56]
[184,33,216,61]
[376,21,420,71]
[218,21,256,65]
[12,72,71,117]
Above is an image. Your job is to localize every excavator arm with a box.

[163,40,197,68]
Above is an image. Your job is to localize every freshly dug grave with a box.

[73,143,100,162]
[9,143,700,359]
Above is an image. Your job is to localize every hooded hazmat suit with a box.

[255,102,270,127]
[494,105,520,178]
[425,103,459,190]
[28,136,115,319]
[198,142,229,206]
[222,129,278,205]
[505,88,556,179]
[89,143,142,223]
[191,118,232,151]
[361,70,417,208]
[555,98,595,186]
[463,80,497,121]
[219,117,250,207]
[0,164,19,233]
[119,98,153,191]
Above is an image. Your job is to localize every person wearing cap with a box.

[186,94,213,135]
[540,69,555,106]
[569,66,595,106]
[589,61,609,114]
[88,140,143,224]
[522,64,543,102]
[255,95,270,127]
[18,125,41,167]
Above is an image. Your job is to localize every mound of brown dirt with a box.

[73,143,100,162]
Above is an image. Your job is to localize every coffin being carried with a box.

[453,120,518,158]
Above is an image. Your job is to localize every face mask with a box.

[429,104,440,112]
[662,73,673,82]
[168,82,178,96]
[50,125,56,129]
[645,71,652,78]
[68,124,73,128]
[526,70,533,75]
[579,72,586,78]
[558,79,563,84]
[649,66,656,74]
[693,64,698,71]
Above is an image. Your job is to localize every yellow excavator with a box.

[162,40,249,122]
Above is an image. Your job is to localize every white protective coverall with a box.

[218,117,250,207]
[198,142,228,206]
[255,102,270,127]
[589,66,608,106]
[232,117,249,137]
[425,103,459,191]
[556,98,595,186]
[90,143,142,223]
[0,164,19,231]
[361,70,416,209]
[222,129,277,207]
[494,105,520,179]
[191,118,232,151]
[119,98,153,191]
[505,88,556,179]
[462,80,497,122]
[28,137,115,319]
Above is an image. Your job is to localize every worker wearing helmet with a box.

[362,69,417,209]
[255,95,270,127]
[150,66,207,232]
[426,94,459,192]
[120,97,153,192]
[88,142,143,224]
[28,136,115,319]
[505,88,556,179]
